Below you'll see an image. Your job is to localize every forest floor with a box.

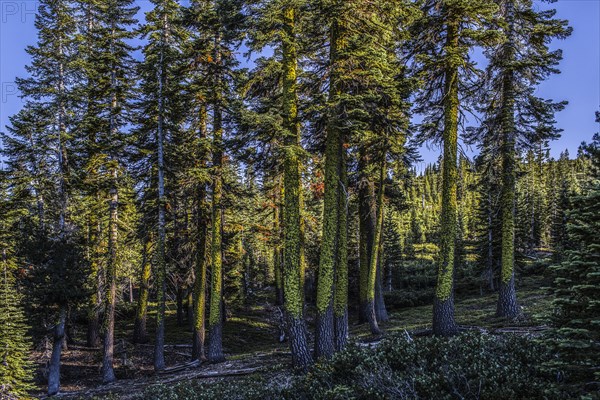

[31,269,554,399]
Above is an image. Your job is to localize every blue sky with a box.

[1,0,599,165]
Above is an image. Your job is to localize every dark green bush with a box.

[292,333,562,400]
[135,332,566,400]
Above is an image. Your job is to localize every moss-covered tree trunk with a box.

[192,104,209,362]
[153,21,168,371]
[273,175,284,306]
[315,17,345,359]
[374,210,388,323]
[366,162,385,335]
[497,0,520,319]
[133,239,151,343]
[208,31,225,363]
[433,17,459,337]
[334,142,348,350]
[280,6,312,370]
[358,151,375,325]
[315,121,340,357]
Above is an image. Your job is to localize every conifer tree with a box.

[76,0,139,383]
[412,0,499,336]
[133,238,152,343]
[316,0,413,342]
[1,0,86,394]
[476,0,570,319]
[0,177,34,400]
[180,1,212,362]
[187,0,245,364]
[551,119,600,386]
[245,0,313,368]
[136,0,188,371]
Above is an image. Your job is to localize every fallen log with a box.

[158,359,201,374]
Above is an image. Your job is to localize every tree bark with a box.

[374,236,388,323]
[102,181,118,383]
[47,307,67,396]
[497,0,520,320]
[133,240,151,344]
[207,31,225,364]
[358,150,375,325]
[365,161,385,335]
[334,141,348,351]
[273,188,284,306]
[192,105,209,361]
[154,13,169,372]
[281,5,312,370]
[432,15,459,337]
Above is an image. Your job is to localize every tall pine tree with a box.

[476,0,570,319]
[412,0,499,336]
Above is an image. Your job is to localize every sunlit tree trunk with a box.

[281,5,312,369]
[208,31,226,363]
[192,104,209,362]
[432,16,459,337]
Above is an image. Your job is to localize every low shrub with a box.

[135,332,566,400]
[293,332,562,399]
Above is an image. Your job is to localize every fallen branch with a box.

[163,366,262,381]
[137,343,193,349]
[158,359,201,374]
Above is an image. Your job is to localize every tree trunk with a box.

[208,31,225,363]
[316,16,349,359]
[186,289,194,331]
[358,150,375,325]
[87,307,100,348]
[47,307,67,396]
[374,238,388,323]
[87,223,101,347]
[497,0,520,320]
[366,162,385,335]
[486,190,495,292]
[281,5,312,370]
[177,286,185,326]
[192,105,208,362]
[133,240,151,344]
[432,16,459,337]
[273,178,284,306]
[102,181,118,383]
[154,15,168,371]
[334,136,348,350]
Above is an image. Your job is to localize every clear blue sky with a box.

[1,0,599,164]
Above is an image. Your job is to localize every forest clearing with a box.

[0,0,598,399]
